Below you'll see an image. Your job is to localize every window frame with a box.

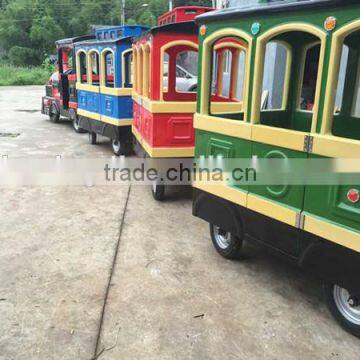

[87,49,100,86]
[100,48,116,88]
[76,49,88,84]
[122,48,134,89]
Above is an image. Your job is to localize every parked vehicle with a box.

[74,25,148,155]
[41,35,95,132]
[193,0,360,337]
[132,6,240,200]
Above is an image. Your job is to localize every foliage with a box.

[0,0,213,67]
[0,63,51,85]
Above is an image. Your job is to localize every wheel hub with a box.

[348,296,360,308]
[213,226,231,250]
[333,285,360,325]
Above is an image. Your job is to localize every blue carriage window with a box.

[123,50,133,88]
[103,50,115,88]
[89,51,100,86]
[78,51,87,84]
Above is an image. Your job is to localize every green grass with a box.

[0,64,51,86]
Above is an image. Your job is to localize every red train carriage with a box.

[41,35,95,132]
[132,6,215,200]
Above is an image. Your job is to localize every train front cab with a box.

[75,27,147,155]
[193,0,360,337]
[41,35,94,131]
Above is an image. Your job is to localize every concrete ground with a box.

[0,86,359,359]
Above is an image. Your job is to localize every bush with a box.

[0,64,51,86]
[8,46,41,67]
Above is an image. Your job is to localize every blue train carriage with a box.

[75,25,148,155]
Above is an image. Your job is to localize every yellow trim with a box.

[322,19,360,135]
[76,49,87,83]
[78,109,101,121]
[247,193,298,227]
[252,124,307,152]
[159,40,198,101]
[311,134,360,158]
[194,113,251,140]
[100,48,115,87]
[133,92,196,113]
[132,125,194,158]
[101,116,132,126]
[122,48,133,88]
[99,87,132,96]
[142,44,151,98]
[251,23,326,133]
[304,215,360,253]
[193,182,247,207]
[137,47,143,95]
[200,28,252,122]
[214,41,246,52]
[210,101,244,113]
[76,83,99,93]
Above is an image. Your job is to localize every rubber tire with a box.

[323,283,360,338]
[88,132,97,145]
[49,104,60,123]
[209,223,244,260]
[72,114,86,134]
[151,182,165,201]
[111,139,131,156]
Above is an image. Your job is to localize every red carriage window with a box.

[210,37,247,118]
[162,44,198,102]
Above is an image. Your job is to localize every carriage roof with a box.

[196,0,358,23]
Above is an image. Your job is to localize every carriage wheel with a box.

[72,113,85,133]
[151,181,165,201]
[111,139,131,156]
[49,104,60,123]
[209,224,245,260]
[88,132,97,145]
[323,283,360,338]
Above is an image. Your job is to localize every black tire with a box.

[72,113,86,133]
[111,139,131,156]
[151,182,165,201]
[323,283,360,338]
[49,104,60,123]
[209,223,244,260]
[88,132,97,145]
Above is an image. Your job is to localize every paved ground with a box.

[1,86,360,359]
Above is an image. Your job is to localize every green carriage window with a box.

[261,41,288,111]
[331,29,360,140]
[209,37,247,119]
[257,30,322,133]
[299,43,320,112]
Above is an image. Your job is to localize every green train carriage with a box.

[192,0,360,336]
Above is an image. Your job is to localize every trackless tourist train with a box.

[192,0,360,337]
[41,34,95,132]
[74,25,149,155]
[132,6,249,200]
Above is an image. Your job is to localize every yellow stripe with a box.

[76,83,100,93]
[211,101,243,113]
[304,214,360,253]
[100,87,132,96]
[132,125,194,158]
[78,109,101,121]
[132,92,196,113]
[101,116,132,126]
[312,134,360,158]
[193,182,247,207]
[194,113,251,140]
[247,193,298,227]
[252,124,306,152]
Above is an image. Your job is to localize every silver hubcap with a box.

[112,140,121,152]
[213,226,231,249]
[333,285,360,325]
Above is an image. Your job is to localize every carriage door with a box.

[59,47,71,108]
[248,30,324,256]
[303,26,360,245]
